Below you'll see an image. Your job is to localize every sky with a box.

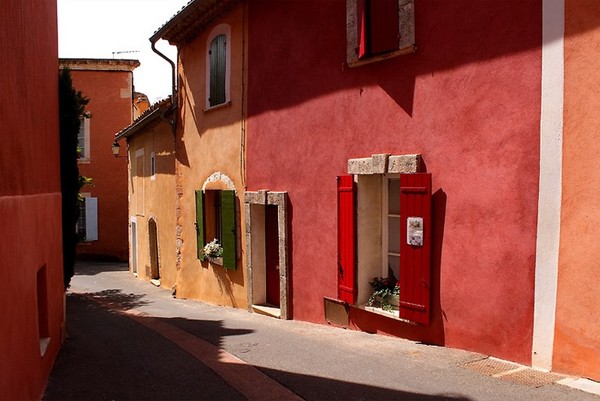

[58,0,190,103]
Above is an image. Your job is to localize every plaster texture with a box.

[0,1,65,399]
[63,60,138,261]
[553,0,600,381]
[246,0,542,364]
[174,6,248,308]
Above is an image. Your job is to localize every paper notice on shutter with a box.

[407,217,423,246]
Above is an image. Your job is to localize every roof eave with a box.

[150,0,241,45]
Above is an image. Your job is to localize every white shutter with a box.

[85,197,98,241]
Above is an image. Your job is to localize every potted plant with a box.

[367,277,400,312]
[200,238,223,265]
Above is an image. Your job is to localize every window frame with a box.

[205,24,231,110]
[346,0,416,67]
[195,188,237,269]
[339,154,431,324]
[150,151,156,180]
[77,115,91,162]
[382,175,401,281]
[77,193,98,242]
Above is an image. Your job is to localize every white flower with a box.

[202,238,223,259]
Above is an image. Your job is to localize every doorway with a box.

[245,191,290,319]
[148,218,160,283]
[131,218,138,275]
[265,205,280,307]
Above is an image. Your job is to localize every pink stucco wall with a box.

[247,1,542,363]
[554,0,600,381]
[0,0,65,399]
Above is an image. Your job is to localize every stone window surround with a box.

[244,190,290,320]
[348,153,421,175]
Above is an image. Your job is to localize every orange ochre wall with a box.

[175,6,248,308]
[127,121,178,291]
[70,69,133,261]
[554,0,600,381]
[0,0,65,399]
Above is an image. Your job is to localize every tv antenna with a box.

[112,50,140,59]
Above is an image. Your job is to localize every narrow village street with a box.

[43,262,599,401]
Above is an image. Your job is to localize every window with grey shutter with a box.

[209,34,226,107]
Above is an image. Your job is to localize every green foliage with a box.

[59,68,89,289]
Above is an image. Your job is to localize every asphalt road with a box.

[43,261,600,401]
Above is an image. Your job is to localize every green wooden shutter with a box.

[209,34,226,107]
[195,190,205,259]
[220,190,236,269]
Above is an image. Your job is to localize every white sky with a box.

[58,0,190,103]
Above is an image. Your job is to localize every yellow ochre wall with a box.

[128,120,177,292]
[174,6,248,308]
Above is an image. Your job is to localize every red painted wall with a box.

[70,68,133,261]
[0,0,65,399]
[247,0,542,363]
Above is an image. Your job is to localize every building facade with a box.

[60,58,140,262]
[115,99,178,292]
[127,0,600,382]
[0,1,65,399]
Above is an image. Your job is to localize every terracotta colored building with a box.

[546,0,600,382]
[59,58,140,262]
[246,0,542,365]
[0,1,65,399]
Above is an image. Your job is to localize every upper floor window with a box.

[77,114,91,161]
[346,0,415,67]
[206,24,231,109]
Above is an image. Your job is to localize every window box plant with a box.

[200,238,223,265]
[367,276,400,312]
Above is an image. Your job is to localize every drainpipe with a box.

[150,38,177,134]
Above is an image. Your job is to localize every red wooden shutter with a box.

[399,173,432,325]
[337,175,356,304]
[370,0,400,56]
[357,0,368,59]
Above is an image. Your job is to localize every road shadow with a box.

[45,294,474,401]
[74,260,129,276]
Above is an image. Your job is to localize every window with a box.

[133,148,144,215]
[206,24,231,109]
[77,115,91,160]
[195,189,237,269]
[346,0,415,66]
[337,156,431,324]
[150,151,156,180]
[77,194,98,241]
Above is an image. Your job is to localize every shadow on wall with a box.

[247,0,546,119]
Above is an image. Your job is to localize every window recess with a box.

[346,0,415,67]
[195,189,237,269]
